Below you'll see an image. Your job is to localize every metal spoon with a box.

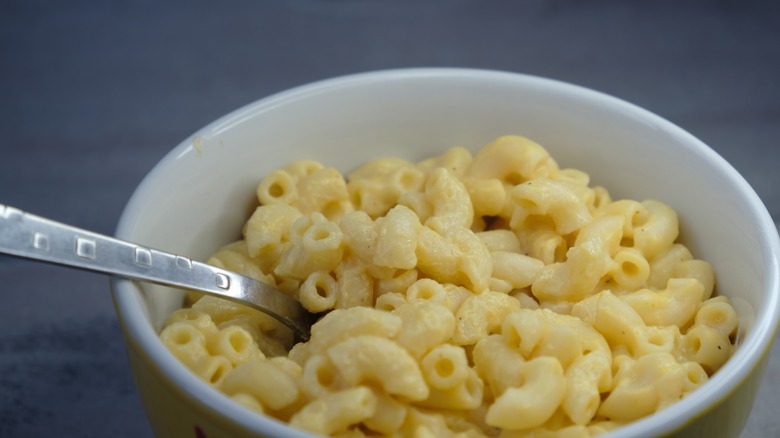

[0,203,313,342]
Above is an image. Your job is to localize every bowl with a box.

[111,68,780,437]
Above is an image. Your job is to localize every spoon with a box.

[0,203,314,342]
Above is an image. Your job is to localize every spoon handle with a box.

[0,203,310,341]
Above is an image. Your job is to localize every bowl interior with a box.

[113,69,779,437]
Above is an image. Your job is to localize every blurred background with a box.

[1,0,778,436]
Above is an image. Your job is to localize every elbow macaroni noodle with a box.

[159,135,739,437]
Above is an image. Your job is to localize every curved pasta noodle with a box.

[473,334,525,398]
[485,356,566,430]
[418,146,473,177]
[563,350,612,425]
[290,386,377,435]
[511,178,594,235]
[610,247,650,291]
[463,176,506,218]
[532,236,613,302]
[599,352,686,421]
[680,324,733,373]
[490,251,544,291]
[571,291,648,355]
[363,389,408,435]
[695,298,739,336]
[275,213,344,279]
[420,344,470,390]
[221,357,301,411]
[160,322,210,366]
[466,135,558,184]
[405,278,447,305]
[208,325,261,366]
[257,169,298,206]
[374,205,422,270]
[244,204,302,257]
[416,224,492,293]
[334,256,373,309]
[424,167,474,230]
[620,278,704,328]
[295,167,350,219]
[301,307,403,362]
[477,229,521,253]
[300,354,343,399]
[326,336,429,401]
[415,367,484,410]
[299,271,339,312]
[452,291,521,345]
[374,292,407,312]
[632,200,679,260]
[392,302,455,359]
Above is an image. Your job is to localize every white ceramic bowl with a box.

[111,68,780,437]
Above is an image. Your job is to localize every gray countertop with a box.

[1,1,778,437]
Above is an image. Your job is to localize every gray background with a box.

[1,0,778,436]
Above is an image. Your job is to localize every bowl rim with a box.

[111,67,780,437]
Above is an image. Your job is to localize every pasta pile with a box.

[160,136,738,437]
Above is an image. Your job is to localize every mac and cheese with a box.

[160,135,738,437]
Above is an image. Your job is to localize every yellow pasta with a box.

[289,386,377,435]
[208,325,261,366]
[373,205,422,270]
[393,302,455,359]
[159,136,739,437]
[511,178,594,235]
[160,322,210,367]
[299,271,339,312]
[221,357,301,412]
[465,135,557,184]
[472,334,525,398]
[256,168,298,206]
[420,344,470,390]
[416,367,484,410]
[244,204,302,257]
[563,350,612,425]
[452,291,522,345]
[490,250,545,291]
[598,352,686,421]
[300,354,343,399]
[327,336,429,401]
[424,167,474,230]
[609,247,650,290]
[334,256,373,309]
[486,356,566,429]
[295,167,351,219]
[363,389,408,435]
